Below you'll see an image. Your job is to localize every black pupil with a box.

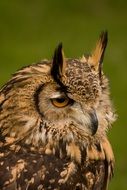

[56,97,66,103]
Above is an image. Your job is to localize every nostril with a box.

[89,110,98,135]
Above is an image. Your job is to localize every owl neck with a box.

[23,121,104,164]
[1,116,111,165]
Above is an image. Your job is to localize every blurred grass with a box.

[0,0,127,189]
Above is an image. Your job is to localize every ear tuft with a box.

[98,31,108,64]
[51,43,63,80]
[88,31,108,71]
[51,43,66,87]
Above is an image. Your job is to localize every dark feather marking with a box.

[39,121,46,132]
[0,128,6,143]
[89,110,98,136]
[51,43,63,79]
[51,43,67,91]
[99,31,108,65]
[99,31,108,81]
[0,113,13,124]
[95,143,102,152]
[34,84,45,118]
[103,160,109,190]
[0,98,8,112]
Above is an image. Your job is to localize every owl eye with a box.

[51,96,70,108]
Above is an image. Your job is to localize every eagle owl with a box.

[0,32,116,190]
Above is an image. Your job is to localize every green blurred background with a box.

[0,0,127,189]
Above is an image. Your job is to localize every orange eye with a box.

[51,97,70,108]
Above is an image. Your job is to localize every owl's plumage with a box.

[0,32,116,190]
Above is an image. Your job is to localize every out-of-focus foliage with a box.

[0,1,127,189]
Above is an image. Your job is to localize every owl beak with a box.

[89,110,98,135]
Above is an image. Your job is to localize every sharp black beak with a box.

[89,110,98,135]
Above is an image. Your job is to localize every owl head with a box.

[0,31,116,149]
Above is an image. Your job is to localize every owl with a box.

[0,32,116,190]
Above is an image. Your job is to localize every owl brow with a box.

[55,86,67,93]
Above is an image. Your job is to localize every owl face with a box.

[36,80,98,138]
[0,32,116,149]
